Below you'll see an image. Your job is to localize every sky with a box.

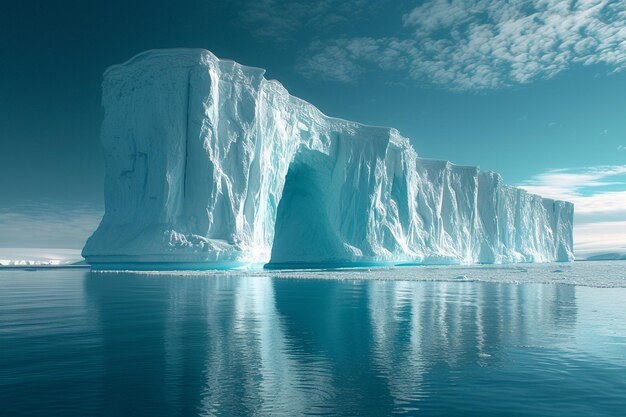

[0,0,625,256]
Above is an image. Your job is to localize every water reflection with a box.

[85,275,337,416]
[366,281,578,411]
[81,272,626,416]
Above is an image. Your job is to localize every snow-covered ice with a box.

[0,248,83,267]
[83,49,574,268]
[94,261,626,289]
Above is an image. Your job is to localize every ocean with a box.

[1,262,625,416]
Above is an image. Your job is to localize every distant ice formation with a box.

[82,49,574,268]
[0,248,83,267]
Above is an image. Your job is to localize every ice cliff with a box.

[82,49,574,268]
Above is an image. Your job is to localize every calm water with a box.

[1,267,626,416]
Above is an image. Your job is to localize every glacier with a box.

[82,49,574,268]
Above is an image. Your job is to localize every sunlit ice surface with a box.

[1,261,625,416]
[83,49,574,267]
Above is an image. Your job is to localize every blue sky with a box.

[0,0,625,255]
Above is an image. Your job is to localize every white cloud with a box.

[293,0,626,90]
[574,221,626,257]
[518,165,626,214]
[518,165,626,257]
[618,145,626,151]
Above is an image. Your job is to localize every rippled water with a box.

[1,264,626,416]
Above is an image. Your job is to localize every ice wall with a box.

[82,49,574,267]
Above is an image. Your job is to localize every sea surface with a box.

[1,261,625,416]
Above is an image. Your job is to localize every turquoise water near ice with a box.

[1,264,625,416]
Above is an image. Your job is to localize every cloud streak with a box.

[574,221,626,257]
[237,0,379,45]
[296,37,414,83]
[0,201,103,249]
[518,165,626,216]
[518,165,626,257]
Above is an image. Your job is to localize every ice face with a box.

[82,49,574,268]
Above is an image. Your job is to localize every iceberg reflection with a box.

[82,272,626,416]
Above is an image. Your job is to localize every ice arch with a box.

[82,49,574,269]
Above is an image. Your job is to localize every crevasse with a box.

[82,49,574,268]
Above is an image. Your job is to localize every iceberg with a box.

[82,49,574,268]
